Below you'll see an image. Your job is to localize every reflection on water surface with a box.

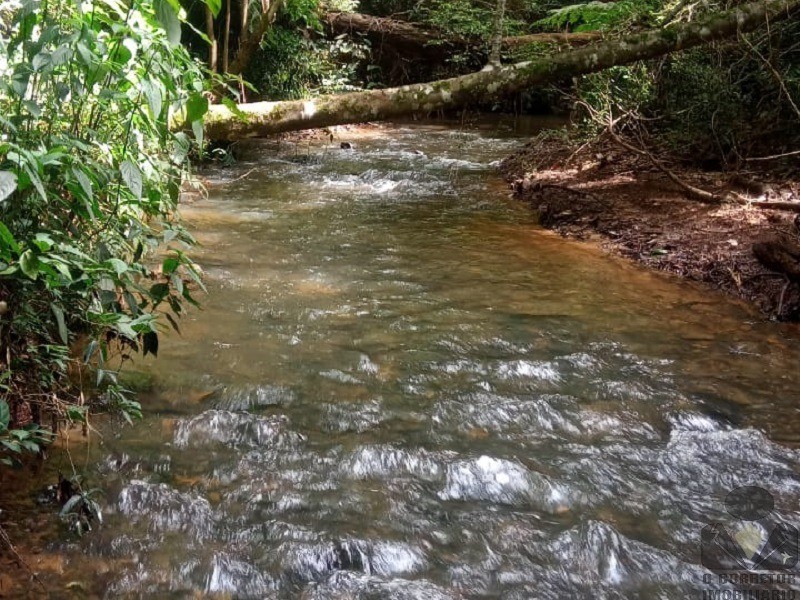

[4,119,800,598]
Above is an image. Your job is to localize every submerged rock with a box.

[282,539,426,582]
[439,455,571,512]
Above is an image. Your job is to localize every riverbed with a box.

[3,119,800,598]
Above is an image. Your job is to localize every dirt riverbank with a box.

[499,133,800,321]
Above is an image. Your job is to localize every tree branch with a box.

[226,0,285,76]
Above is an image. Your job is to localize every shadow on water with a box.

[4,117,800,598]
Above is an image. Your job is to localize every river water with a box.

[6,120,800,598]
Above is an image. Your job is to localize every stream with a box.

[7,119,800,598]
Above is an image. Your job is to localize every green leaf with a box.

[51,303,69,345]
[75,42,93,65]
[1,439,21,453]
[32,52,51,72]
[222,97,248,121]
[66,405,87,423]
[162,257,179,275]
[20,440,39,452]
[33,233,54,251]
[124,292,140,316]
[182,286,201,308]
[72,168,92,201]
[87,498,103,523]
[142,79,163,119]
[170,273,183,295]
[204,0,222,17]
[171,133,191,164]
[0,400,10,431]
[105,258,128,276]
[0,222,19,254]
[142,331,158,357]
[120,160,142,198]
[115,319,138,341]
[19,249,39,280]
[50,44,72,67]
[23,100,42,118]
[11,429,30,441]
[165,312,181,334]
[149,282,170,303]
[0,171,18,203]
[83,340,98,364]
[59,494,84,518]
[155,0,181,46]
[185,93,208,123]
[191,119,204,148]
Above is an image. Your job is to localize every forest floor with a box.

[500,134,800,321]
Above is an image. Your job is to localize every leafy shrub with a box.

[246,25,371,99]
[0,397,52,466]
[414,0,528,39]
[534,0,654,32]
[570,11,800,164]
[0,0,214,462]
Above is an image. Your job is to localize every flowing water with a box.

[6,119,800,598]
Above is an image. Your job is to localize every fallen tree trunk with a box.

[502,32,601,46]
[324,12,451,49]
[323,11,601,51]
[202,0,799,141]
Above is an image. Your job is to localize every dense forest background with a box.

[202,0,800,163]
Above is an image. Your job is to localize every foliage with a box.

[573,63,657,128]
[0,0,212,463]
[534,0,657,32]
[570,10,800,164]
[57,474,103,536]
[0,397,52,466]
[246,26,372,99]
[415,0,527,40]
[320,0,359,12]
[654,49,750,159]
[285,0,323,28]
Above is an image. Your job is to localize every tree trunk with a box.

[489,0,507,66]
[502,32,601,46]
[323,11,600,51]
[222,0,232,73]
[324,12,458,49]
[205,6,218,72]
[240,0,249,45]
[227,0,284,76]
[200,0,798,141]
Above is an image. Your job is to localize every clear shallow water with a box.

[10,120,800,597]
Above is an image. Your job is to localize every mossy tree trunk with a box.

[488,0,507,66]
[201,0,799,141]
